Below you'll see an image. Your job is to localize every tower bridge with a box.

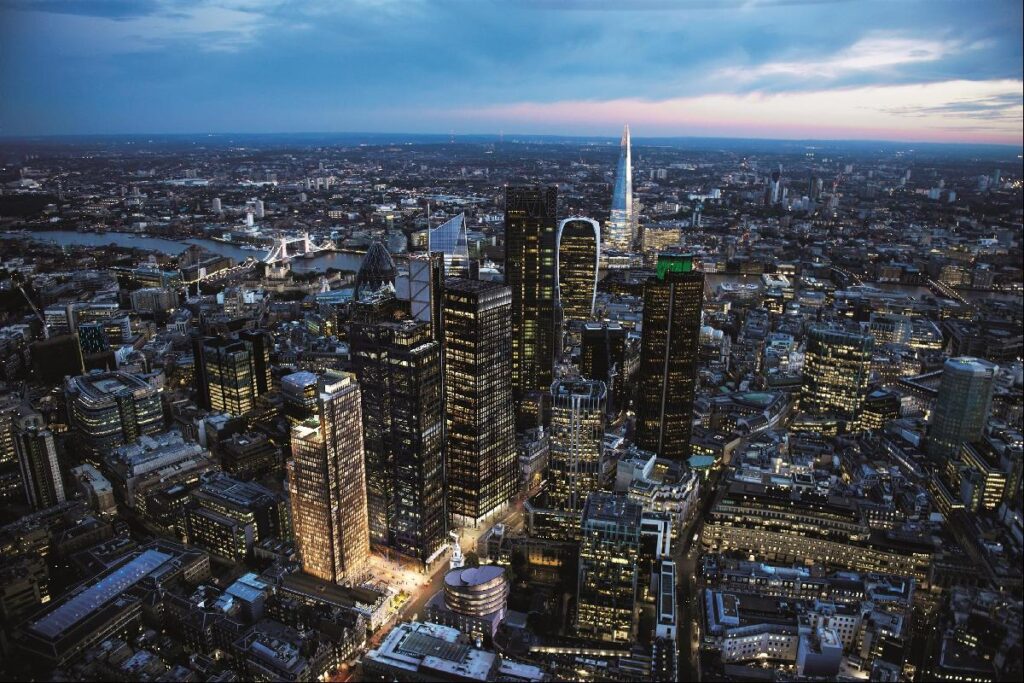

[262,233,332,264]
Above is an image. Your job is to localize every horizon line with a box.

[0,130,1021,150]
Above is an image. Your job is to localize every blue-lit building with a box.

[428,212,471,277]
[606,125,634,251]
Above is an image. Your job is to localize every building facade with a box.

[636,254,704,461]
[504,185,558,397]
[548,379,607,514]
[443,279,517,523]
[65,371,163,453]
[556,217,600,322]
[288,372,370,585]
[14,427,65,511]
[800,326,874,427]
[350,319,446,564]
[605,124,634,251]
[927,357,998,462]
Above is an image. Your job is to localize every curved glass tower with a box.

[606,124,633,251]
[353,241,397,300]
[556,217,600,323]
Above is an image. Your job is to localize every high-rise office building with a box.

[580,322,631,415]
[76,322,108,355]
[428,213,470,277]
[504,185,558,397]
[14,426,65,511]
[408,252,446,342]
[556,217,600,323]
[194,332,271,415]
[351,319,446,564]
[800,326,874,426]
[927,357,998,462]
[65,371,163,453]
[606,125,634,251]
[443,279,517,523]
[576,492,642,643]
[548,379,607,514]
[289,372,370,585]
[636,254,704,461]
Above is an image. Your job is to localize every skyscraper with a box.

[288,372,370,585]
[548,379,607,514]
[636,254,704,461]
[65,371,163,453]
[442,279,517,523]
[927,357,998,462]
[350,319,446,564]
[556,217,600,323]
[194,337,258,415]
[800,326,874,427]
[15,426,65,511]
[576,492,642,643]
[606,125,634,251]
[580,322,633,415]
[353,241,398,301]
[408,252,446,342]
[428,213,470,277]
[504,185,558,397]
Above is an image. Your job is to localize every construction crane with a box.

[17,284,48,340]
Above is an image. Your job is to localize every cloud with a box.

[454,79,1023,144]
[718,33,967,83]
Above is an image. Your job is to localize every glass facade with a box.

[504,185,558,397]
[605,125,633,251]
[576,492,642,643]
[65,371,163,453]
[288,373,370,585]
[800,326,874,426]
[548,379,607,514]
[556,217,600,323]
[443,278,517,523]
[351,319,446,564]
[927,357,998,462]
[14,427,65,511]
[428,213,470,277]
[637,255,704,461]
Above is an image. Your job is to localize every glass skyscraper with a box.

[442,278,517,524]
[350,319,446,564]
[556,217,600,323]
[800,325,875,427]
[605,124,634,252]
[505,185,558,397]
[636,254,704,461]
[428,213,470,277]
[288,372,370,585]
[927,356,998,462]
[548,379,607,514]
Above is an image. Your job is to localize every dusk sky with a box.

[1,0,1021,144]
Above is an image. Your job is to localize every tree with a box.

[464,552,480,568]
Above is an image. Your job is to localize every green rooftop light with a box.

[656,253,694,279]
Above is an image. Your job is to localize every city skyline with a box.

[0,0,1021,144]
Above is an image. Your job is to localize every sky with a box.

[0,0,1021,144]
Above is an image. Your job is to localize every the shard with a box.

[606,124,634,251]
[427,212,470,277]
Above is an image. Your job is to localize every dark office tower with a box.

[31,334,84,384]
[580,322,629,414]
[557,218,600,323]
[927,357,997,463]
[238,330,272,396]
[353,240,397,301]
[801,325,874,427]
[77,322,108,355]
[194,337,257,415]
[408,252,446,343]
[350,319,446,564]
[14,426,65,511]
[504,185,558,397]
[548,380,606,514]
[442,279,517,524]
[636,254,704,461]
[289,372,370,585]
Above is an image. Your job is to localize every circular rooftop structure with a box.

[443,565,509,618]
